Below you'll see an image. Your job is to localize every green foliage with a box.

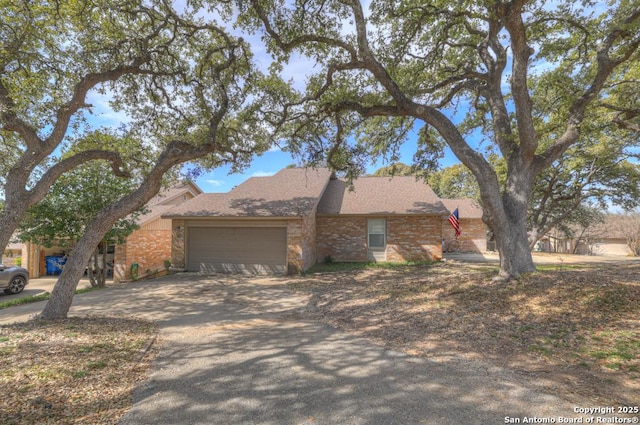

[428,164,481,201]
[372,162,414,177]
[130,263,139,281]
[529,127,640,241]
[0,286,98,310]
[0,294,51,310]
[18,158,142,249]
[1,0,278,247]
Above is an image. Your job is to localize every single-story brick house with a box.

[315,175,449,263]
[163,168,487,274]
[113,181,202,282]
[163,168,333,274]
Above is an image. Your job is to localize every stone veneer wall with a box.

[442,218,487,253]
[170,219,186,270]
[386,216,443,262]
[316,216,368,262]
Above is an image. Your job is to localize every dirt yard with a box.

[0,318,157,425]
[292,259,640,406]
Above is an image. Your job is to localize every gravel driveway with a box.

[0,273,621,424]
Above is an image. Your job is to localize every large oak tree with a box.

[1,1,278,319]
[239,0,640,279]
[0,0,153,254]
[17,134,145,288]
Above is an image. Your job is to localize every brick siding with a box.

[386,216,442,262]
[316,215,443,263]
[442,217,487,253]
[316,216,368,262]
[114,229,172,282]
[287,214,317,274]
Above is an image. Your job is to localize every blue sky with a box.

[83,4,467,195]
[86,79,466,195]
[193,142,462,193]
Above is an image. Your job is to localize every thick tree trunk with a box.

[38,174,167,319]
[479,164,537,280]
[39,235,99,320]
[38,182,165,320]
[491,219,536,279]
[37,140,217,320]
[0,203,27,257]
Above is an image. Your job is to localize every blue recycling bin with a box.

[45,256,67,275]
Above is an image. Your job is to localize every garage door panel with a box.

[197,262,286,274]
[187,227,287,274]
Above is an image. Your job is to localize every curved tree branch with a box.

[534,8,640,172]
[29,150,131,206]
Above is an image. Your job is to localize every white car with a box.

[0,264,29,295]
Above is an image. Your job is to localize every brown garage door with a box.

[186,227,287,274]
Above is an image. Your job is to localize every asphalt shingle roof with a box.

[439,198,484,219]
[317,176,450,216]
[135,182,202,225]
[163,168,333,218]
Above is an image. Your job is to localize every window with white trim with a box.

[368,218,386,249]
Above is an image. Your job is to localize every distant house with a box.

[1,241,23,268]
[534,214,633,256]
[579,214,633,256]
[163,168,485,274]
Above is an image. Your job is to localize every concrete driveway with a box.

[0,273,622,424]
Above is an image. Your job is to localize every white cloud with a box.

[85,88,131,128]
[251,171,276,177]
[206,179,225,186]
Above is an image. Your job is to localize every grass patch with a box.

[0,317,157,424]
[0,286,100,310]
[535,263,592,271]
[0,293,51,309]
[304,260,436,274]
[75,286,99,295]
[528,343,553,357]
[585,331,640,370]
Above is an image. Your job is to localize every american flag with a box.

[448,208,461,239]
